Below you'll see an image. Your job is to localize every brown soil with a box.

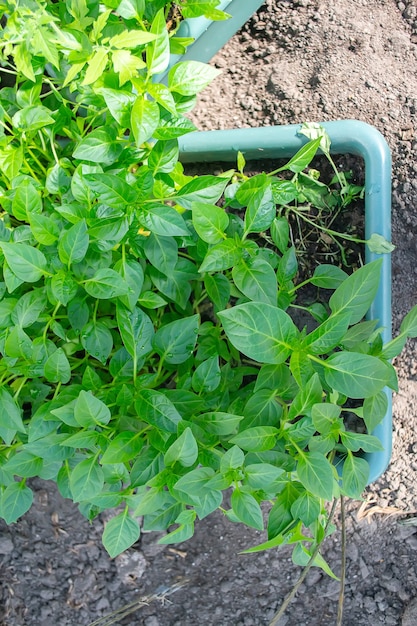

[1,2,417,625]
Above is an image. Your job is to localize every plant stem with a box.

[12,377,28,401]
[336,495,346,626]
[291,208,365,245]
[268,498,338,626]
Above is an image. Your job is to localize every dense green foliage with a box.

[0,0,416,564]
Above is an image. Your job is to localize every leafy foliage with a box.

[0,0,415,571]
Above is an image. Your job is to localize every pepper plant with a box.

[0,0,416,566]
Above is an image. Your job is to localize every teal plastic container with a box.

[179,120,392,484]
[165,1,265,73]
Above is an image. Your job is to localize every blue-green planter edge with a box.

[166,1,265,71]
[179,120,392,485]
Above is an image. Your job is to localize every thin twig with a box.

[87,579,189,626]
[268,499,338,626]
[336,495,346,626]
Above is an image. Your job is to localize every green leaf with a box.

[164,428,198,467]
[289,351,315,388]
[277,247,298,284]
[311,264,349,289]
[291,492,321,527]
[290,350,314,388]
[244,463,284,490]
[84,173,136,206]
[148,264,193,310]
[254,363,294,395]
[180,1,230,19]
[1,482,33,523]
[81,320,113,364]
[244,182,275,235]
[112,49,146,85]
[367,233,395,254]
[99,88,135,127]
[114,258,144,310]
[2,451,43,477]
[146,8,170,76]
[168,61,221,95]
[12,180,42,221]
[380,335,408,360]
[340,431,384,453]
[218,302,298,364]
[220,445,245,472]
[196,412,243,436]
[282,137,322,173]
[148,140,179,174]
[194,490,223,520]
[50,400,77,427]
[363,391,388,433]
[268,483,303,538]
[341,319,380,350]
[69,457,104,502]
[138,290,167,309]
[230,426,278,452]
[135,390,182,433]
[84,268,129,299]
[73,129,122,165]
[50,271,78,306]
[11,289,47,328]
[153,116,196,140]
[116,0,145,19]
[242,523,307,554]
[82,48,109,86]
[101,432,144,464]
[147,83,177,115]
[292,543,339,579]
[204,273,230,311]
[0,242,47,282]
[192,202,229,244]
[174,466,215,496]
[270,217,290,254]
[138,204,189,236]
[329,260,382,324]
[5,326,32,358]
[304,311,351,354]
[297,451,334,500]
[231,489,264,530]
[192,356,221,393]
[12,105,54,132]
[287,373,323,421]
[158,522,194,545]
[44,348,71,384]
[58,220,89,266]
[102,510,140,558]
[61,430,100,450]
[242,389,283,429]
[173,176,230,210]
[311,403,342,435]
[199,239,242,273]
[0,387,26,443]
[298,122,331,153]
[232,258,277,305]
[400,304,417,338]
[342,454,369,498]
[131,97,160,147]
[116,304,154,359]
[324,352,392,398]
[143,233,178,274]
[153,314,199,365]
[74,390,111,428]
[28,212,60,246]
[110,30,157,48]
